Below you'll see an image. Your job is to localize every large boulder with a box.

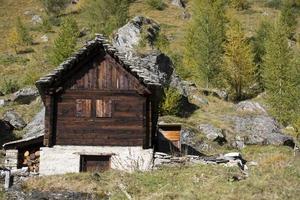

[3,111,26,130]
[12,87,39,104]
[197,124,226,144]
[23,108,45,138]
[113,16,160,53]
[229,115,294,147]
[180,128,213,155]
[236,101,266,114]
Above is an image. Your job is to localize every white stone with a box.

[4,149,18,169]
[41,35,48,42]
[39,146,154,175]
[224,152,241,158]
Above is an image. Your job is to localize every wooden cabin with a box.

[34,35,162,175]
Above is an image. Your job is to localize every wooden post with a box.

[4,170,11,190]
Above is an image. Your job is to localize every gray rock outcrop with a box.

[171,0,186,8]
[23,108,45,138]
[198,124,226,143]
[3,111,26,130]
[12,87,39,104]
[236,101,266,114]
[228,115,294,147]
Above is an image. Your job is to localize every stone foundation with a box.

[4,150,18,170]
[39,146,154,175]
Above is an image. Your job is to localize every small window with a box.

[96,99,112,118]
[76,99,92,117]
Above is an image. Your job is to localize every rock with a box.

[171,0,185,8]
[0,120,13,136]
[71,0,80,4]
[228,115,295,147]
[24,10,33,16]
[12,87,39,104]
[3,111,26,130]
[23,108,45,138]
[200,88,228,100]
[236,101,266,114]
[231,136,245,149]
[181,10,191,19]
[0,99,10,107]
[180,128,212,155]
[191,95,209,105]
[198,124,226,144]
[31,15,42,25]
[79,27,89,37]
[112,16,160,52]
[40,35,48,43]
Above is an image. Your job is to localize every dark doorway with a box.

[80,155,111,172]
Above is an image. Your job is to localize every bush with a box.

[48,17,79,66]
[146,0,166,10]
[154,33,169,52]
[7,18,33,53]
[229,0,250,10]
[41,0,69,16]
[0,79,20,94]
[160,87,182,116]
[84,0,130,36]
[265,0,282,8]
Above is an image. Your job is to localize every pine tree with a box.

[222,19,255,101]
[184,0,226,88]
[280,0,297,38]
[49,17,79,66]
[263,20,300,125]
[252,21,271,91]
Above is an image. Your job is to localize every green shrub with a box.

[48,17,79,66]
[160,87,182,116]
[16,17,33,45]
[146,0,166,10]
[154,33,169,52]
[229,0,250,10]
[39,16,53,32]
[84,0,130,36]
[265,0,282,8]
[0,79,20,94]
[41,0,69,16]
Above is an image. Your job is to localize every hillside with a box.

[0,0,300,199]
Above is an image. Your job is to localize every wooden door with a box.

[80,155,111,172]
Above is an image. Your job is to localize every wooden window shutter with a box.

[76,99,92,117]
[96,99,112,118]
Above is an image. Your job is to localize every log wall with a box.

[51,54,151,147]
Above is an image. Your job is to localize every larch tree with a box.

[280,0,297,38]
[222,19,255,101]
[252,21,271,92]
[263,20,300,125]
[49,17,79,66]
[184,0,226,88]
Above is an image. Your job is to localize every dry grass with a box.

[23,146,300,200]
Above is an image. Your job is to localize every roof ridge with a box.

[36,34,161,96]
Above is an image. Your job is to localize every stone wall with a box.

[4,150,18,169]
[39,146,154,175]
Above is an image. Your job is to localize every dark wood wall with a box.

[50,54,151,147]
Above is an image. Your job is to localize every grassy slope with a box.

[23,146,300,200]
[0,1,300,198]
